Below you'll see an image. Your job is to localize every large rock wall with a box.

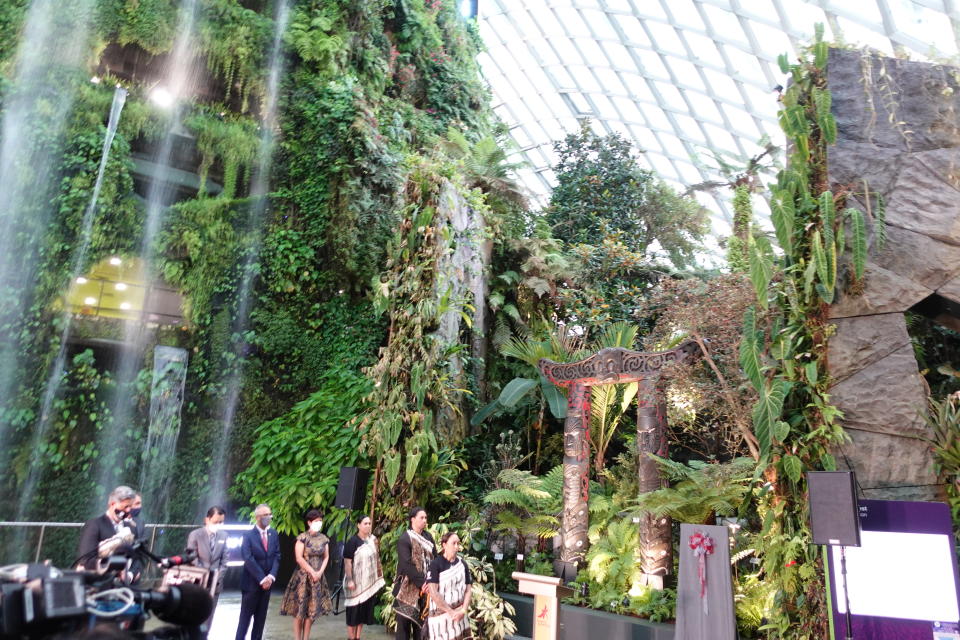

[825,48,960,500]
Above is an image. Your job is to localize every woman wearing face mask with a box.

[186,506,228,637]
[280,509,333,640]
[343,515,384,640]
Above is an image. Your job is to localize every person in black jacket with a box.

[75,485,137,571]
[393,506,434,640]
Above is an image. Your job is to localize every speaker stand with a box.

[330,510,353,615]
[840,545,854,640]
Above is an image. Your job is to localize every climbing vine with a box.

[741,27,885,638]
[355,161,475,523]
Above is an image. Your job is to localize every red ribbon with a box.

[688,531,715,614]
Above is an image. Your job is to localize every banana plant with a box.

[470,330,581,426]
[589,322,641,475]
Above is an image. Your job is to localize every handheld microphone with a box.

[158,549,198,569]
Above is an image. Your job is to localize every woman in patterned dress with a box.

[425,532,473,640]
[280,509,333,640]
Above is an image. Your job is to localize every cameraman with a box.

[77,485,137,570]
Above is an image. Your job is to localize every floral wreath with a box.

[688,531,716,614]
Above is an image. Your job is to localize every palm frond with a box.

[500,336,553,367]
[594,321,639,349]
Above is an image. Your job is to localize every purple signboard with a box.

[826,500,960,640]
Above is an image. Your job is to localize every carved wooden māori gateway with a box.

[538,340,702,586]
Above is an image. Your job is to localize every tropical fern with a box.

[587,518,640,580]
[629,456,757,524]
[482,466,562,552]
[846,207,867,281]
[442,127,528,208]
[582,517,643,608]
[735,572,775,634]
[287,5,347,75]
[873,192,887,249]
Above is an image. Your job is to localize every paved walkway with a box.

[156,591,393,640]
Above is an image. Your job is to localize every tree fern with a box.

[584,518,641,594]
[629,456,756,524]
[482,466,562,553]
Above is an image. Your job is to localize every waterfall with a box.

[14,87,128,523]
[94,0,201,501]
[206,0,293,508]
[0,0,95,465]
[138,346,188,524]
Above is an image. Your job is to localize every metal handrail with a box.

[0,521,197,563]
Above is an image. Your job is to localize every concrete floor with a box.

[153,591,393,640]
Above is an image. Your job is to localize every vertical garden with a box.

[0,0,506,539]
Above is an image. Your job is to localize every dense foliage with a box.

[0,0,494,537]
[547,121,708,270]
[735,28,867,637]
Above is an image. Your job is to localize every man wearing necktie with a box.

[186,505,229,637]
[236,503,281,640]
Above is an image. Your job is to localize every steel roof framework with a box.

[475,0,960,241]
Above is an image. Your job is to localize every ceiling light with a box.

[150,86,174,108]
[83,297,97,305]
[120,302,131,310]
[115,282,127,291]
[75,277,87,284]
[109,257,122,266]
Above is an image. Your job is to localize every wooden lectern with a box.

[513,572,574,640]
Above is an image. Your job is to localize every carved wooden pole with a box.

[539,340,702,580]
[559,381,590,572]
[637,379,671,588]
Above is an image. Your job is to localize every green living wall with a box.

[0,0,498,546]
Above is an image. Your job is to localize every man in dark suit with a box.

[187,505,229,637]
[76,485,137,571]
[235,503,280,640]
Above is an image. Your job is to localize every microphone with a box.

[137,582,214,627]
[158,548,198,568]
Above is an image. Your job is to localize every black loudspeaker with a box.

[807,471,861,547]
[334,467,370,511]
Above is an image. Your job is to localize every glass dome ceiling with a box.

[475,0,960,242]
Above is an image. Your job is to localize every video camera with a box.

[0,548,212,639]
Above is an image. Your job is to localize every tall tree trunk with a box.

[637,380,671,589]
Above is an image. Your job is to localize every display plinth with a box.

[513,572,574,640]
